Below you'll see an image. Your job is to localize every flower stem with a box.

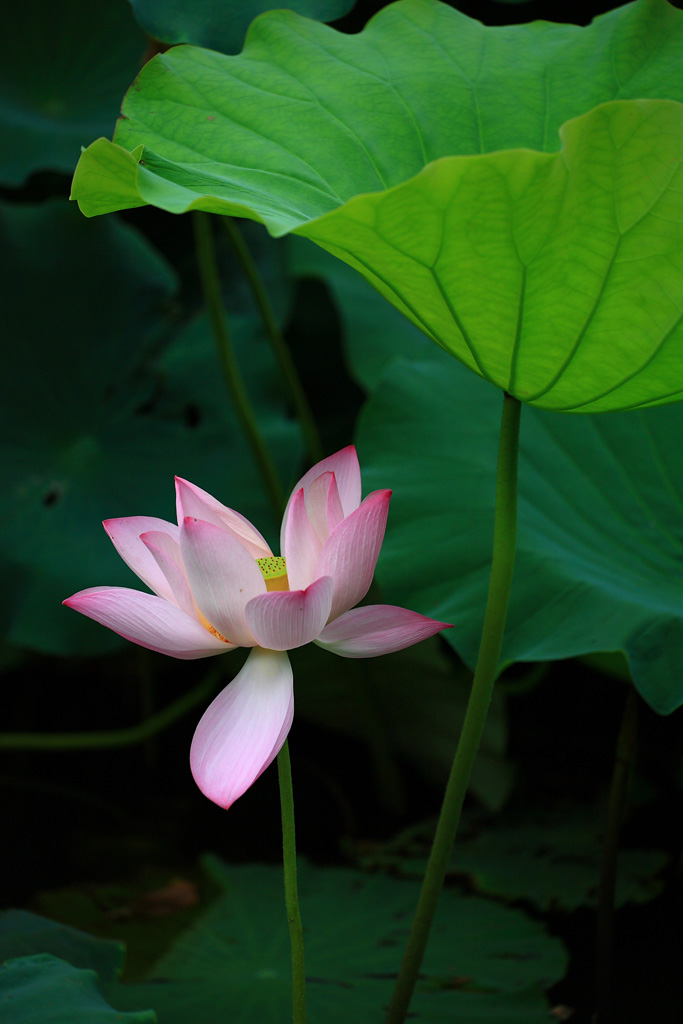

[277,739,306,1024]
[193,211,286,519]
[222,217,324,465]
[593,684,639,1024]
[0,671,220,750]
[383,391,522,1024]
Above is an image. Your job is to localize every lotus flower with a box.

[64,447,450,807]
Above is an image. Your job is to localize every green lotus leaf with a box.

[73,0,683,226]
[357,352,683,714]
[0,0,147,186]
[362,806,667,911]
[128,0,356,53]
[112,856,565,1023]
[0,954,155,1024]
[70,0,683,411]
[0,910,125,983]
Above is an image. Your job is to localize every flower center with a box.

[256,555,289,592]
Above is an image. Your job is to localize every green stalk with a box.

[222,217,324,465]
[193,211,285,518]
[384,392,522,1024]
[277,740,307,1024]
[0,672,219,750]
[593,684,639,1024]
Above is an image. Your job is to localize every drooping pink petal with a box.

[280,446,361,552]
[190,647,293,808]
[175,477,271,559]
[283,487,322,592]
[180,517,265,646]
[305,472,344,544]
[316,489,392,620]
[316,604,452,657]
[140,530,196,620]
[244,576,334,651]
[63,587,234,659]
[103,517,180,602]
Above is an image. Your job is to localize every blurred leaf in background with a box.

[0,201,302,656]
[128,0,357,52]
[0,0,147,186]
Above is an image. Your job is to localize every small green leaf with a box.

[0,910,124,983]
[0,954,155,1023]
[128,0,356,53]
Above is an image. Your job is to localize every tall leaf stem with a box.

[0,672,219,750]
[193,211,285,518]
[384,391,522,1024]
[277,740,307,1024]
[594,684,639,1024]
[222,217,324,464]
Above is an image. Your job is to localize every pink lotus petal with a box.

[280,446,361,552]
[283,487,322,592]
[140,530,196,620]
[316,604,452,658]
[244,576,334,651]
[317,489,392,619]
[63,587,233,659]
[175,477,271,559]
[190,647,293,808]
[306,471,344,544]
[180,516,265,646]
[103,517,179,602]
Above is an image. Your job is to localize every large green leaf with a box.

[73,0,683,225]
[0,201,301,656]
[128,0,356,53]
[356,352,683,714]
[112,856,566,1023]
[0,0,147,186]
[304,100,683,412]
[70,1,683,411]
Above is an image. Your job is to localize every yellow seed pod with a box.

[256,556,289,592]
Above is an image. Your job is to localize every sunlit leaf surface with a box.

[71,0,683,411]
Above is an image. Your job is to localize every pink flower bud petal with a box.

[190,647,293,808]
[245,576,334,651]
[63,587,233,658]
[316,604,452,658]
